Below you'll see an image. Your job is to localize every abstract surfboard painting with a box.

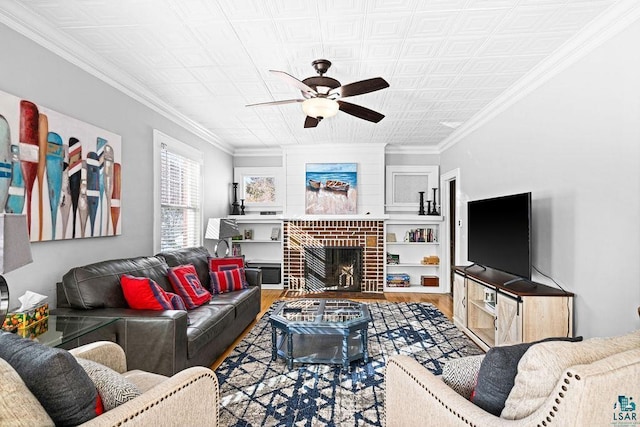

[0,89,122,241]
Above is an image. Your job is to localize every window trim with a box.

[153,129,204,253]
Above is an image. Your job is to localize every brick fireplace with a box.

[283,220,385,293]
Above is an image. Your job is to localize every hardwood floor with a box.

[210,289,453,370]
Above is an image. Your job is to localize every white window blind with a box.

[159,141,202,252]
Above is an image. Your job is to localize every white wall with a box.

[283,144,386,217]
[441,19,640,338]
[0,23,233,309]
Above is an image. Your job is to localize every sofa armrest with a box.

[52,307,189,376]
[244,267,262,287]
[80,366,219,427]
[69,341,127,374]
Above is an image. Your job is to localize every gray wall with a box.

[0,23,233,309]
[441,20,640,338]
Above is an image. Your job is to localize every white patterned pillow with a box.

[442,355,484,400]
[77,358,141,411]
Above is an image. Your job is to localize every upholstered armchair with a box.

[385,330,640,426]
[0,340,219,426]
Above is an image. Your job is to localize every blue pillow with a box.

[0,332,101,424]
[472,336,582,416]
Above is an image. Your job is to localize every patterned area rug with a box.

[216,302,483,426]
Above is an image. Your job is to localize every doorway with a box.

[440,168,461,296]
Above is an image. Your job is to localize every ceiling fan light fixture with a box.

[302,97,339,119]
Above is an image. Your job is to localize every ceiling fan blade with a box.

[304,116,320,128]
[329,77,389,98]
[270,70,317,96]
[246,99,304,107]
[337,101,385,123]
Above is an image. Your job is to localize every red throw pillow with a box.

[120,275,185,310]
[210,268,245,294]
[167,264,212,309]
[209,256,244,272]
[208,257,249,288]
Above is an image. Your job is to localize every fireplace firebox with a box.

[304,246,362,292]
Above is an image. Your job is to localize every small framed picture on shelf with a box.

[386,233,397,242]
[270,227,280,241]
[243,229,253,240]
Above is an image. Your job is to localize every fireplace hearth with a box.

[304,246,362,292]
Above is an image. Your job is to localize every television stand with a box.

[452,266,573,350]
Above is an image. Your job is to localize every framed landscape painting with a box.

[305,163,357,215]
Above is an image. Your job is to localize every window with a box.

[154,130,203,252]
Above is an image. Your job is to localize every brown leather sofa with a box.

[54,246,261,376]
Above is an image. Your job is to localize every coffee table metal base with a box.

[271,327,369,371]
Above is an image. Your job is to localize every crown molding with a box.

[385,144,440,155]
[233,147,283,157]
[438,0,640,153]
[0,3,234,155]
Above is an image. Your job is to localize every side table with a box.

[31,315,119,348]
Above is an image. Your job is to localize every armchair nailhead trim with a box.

[386,359,479,427]
[112,371,219,426]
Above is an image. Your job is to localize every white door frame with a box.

[440,168,461,293]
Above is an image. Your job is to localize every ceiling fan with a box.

[247,59,389,128]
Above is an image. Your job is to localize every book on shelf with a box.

[386,273,411,287]
[406,228,438,243]
[232,243,242,257]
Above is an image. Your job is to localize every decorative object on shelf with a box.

[240,199,245,215]
[386,253,400,265]
[428,188,439,215]
[421,275,439,287]
[386,233,397,242]
[418,191,426,215]
[205,218,239,257]
[260,211,277,215]
[270,227,280,241]
[421,255,440,265]
[230,183,240,215]
[0,214,33,321]
[243,229,253,240]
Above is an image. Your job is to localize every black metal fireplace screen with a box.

[304,246,363,292]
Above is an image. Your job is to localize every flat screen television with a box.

[467,192,532,279]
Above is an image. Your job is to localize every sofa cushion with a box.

[186,304,235,358]
[120,275,184,310]
[77,358,141,411]
[472,336,582,416]
[0,332,101,425]
[62,255,171,309]
[210,268,246,294]
[0,357,54,426]
[168,264,212,309]
[159,246,211,292]
[502,330,640,420]
[208,286,260,315]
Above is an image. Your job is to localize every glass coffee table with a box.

[269,299,371,371]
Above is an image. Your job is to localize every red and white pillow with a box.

[210,268,246,294]
[120,275,185,310]
[167,264,211,309]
